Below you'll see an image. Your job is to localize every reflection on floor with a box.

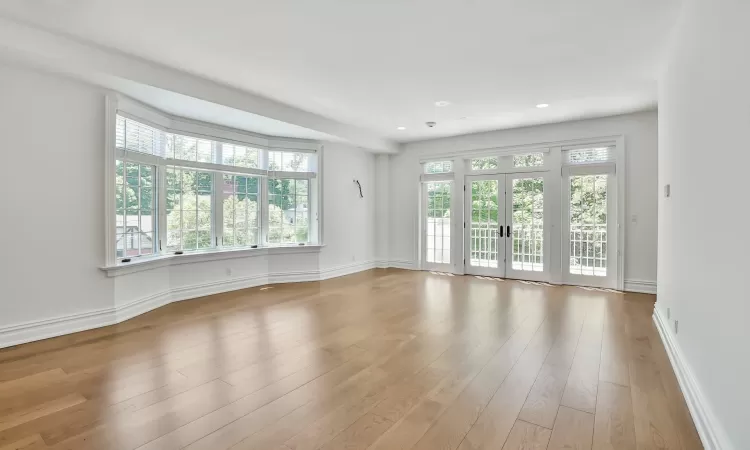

[0,269,703,450]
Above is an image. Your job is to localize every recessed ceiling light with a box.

[435,101,451,107]
[536,103,550,108]
[397,126,406,130]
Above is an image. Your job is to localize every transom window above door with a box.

[466,151,548,172]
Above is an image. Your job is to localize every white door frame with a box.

[421,180,454,271]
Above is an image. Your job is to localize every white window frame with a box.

[104,94,322,268]
[464,147,551,175]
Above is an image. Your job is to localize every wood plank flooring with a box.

[0,269,703,450]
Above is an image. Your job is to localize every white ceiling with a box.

[0,0,679,143]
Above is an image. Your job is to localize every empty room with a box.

[0,0,747,449]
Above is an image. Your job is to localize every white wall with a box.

[0,63,115,326]
[657,0,750,448]
[390,111,659,285]
[319,142,376,270]
[374,154,390,263]
[0,62,379,347]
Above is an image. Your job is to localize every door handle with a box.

[499,226,503,237]
[506,225,511,238]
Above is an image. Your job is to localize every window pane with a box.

[165,167,213,252]
[222,143,259,169]
[569,174,608,276]
[425,182,452,265]
[196,140,212,163]
[115,160,156,259]
[565,147,614,164]
[116,115,163,156]
[469,180,499,268]
[471,157,498,171]
[168,135,213,163]
[511,177,544,272]
[267,178,309,245]
[424,161,453,174]
[513,153,544,167]
[222,175,260,248]
[268,151,310,172]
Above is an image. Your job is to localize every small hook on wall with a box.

[353,179,363,198]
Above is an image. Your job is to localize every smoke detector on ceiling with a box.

[426,121,437,128]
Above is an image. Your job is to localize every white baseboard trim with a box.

[653,309,732,450]
[0,261,377,349]
[0,307,120,350]
[319,260,377,280]
[624,279,657,294]
[387,259,417,270]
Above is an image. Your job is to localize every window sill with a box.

[100,244,325,277]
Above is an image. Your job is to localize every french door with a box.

[464,175,505,276]
[421,181,453,271]
[464,173,549,281]
[562,166,617,288]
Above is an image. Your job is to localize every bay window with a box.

[110,112,319,264]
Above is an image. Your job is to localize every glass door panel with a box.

[464,175,505,276]
[505,174,548,281]
[563,170,617,288]
[569,175,607,276]
[422,181,452,270]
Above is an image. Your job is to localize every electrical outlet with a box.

[667,307,671,320]
[674,320,679,334]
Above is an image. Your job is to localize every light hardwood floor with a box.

[0,269,703,450]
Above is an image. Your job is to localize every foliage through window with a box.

[222,175,260,247]
[513,153,544,167]
[268,178,309,244]
[168,134,213,163]
[166,168,213,252]
[511,177,544,271]
[569,174,608,276]
[471,157,498,171]
[469,179,499,268]
[424,161,453,174]
[115,161,155,258]
[269,151,311,172]
[222,144,259,169]
[111,114,318,262]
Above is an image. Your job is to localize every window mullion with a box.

[309,176,319,244]
[260,174,269,246]
[212,143,223,249]
[158,164,167,255]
